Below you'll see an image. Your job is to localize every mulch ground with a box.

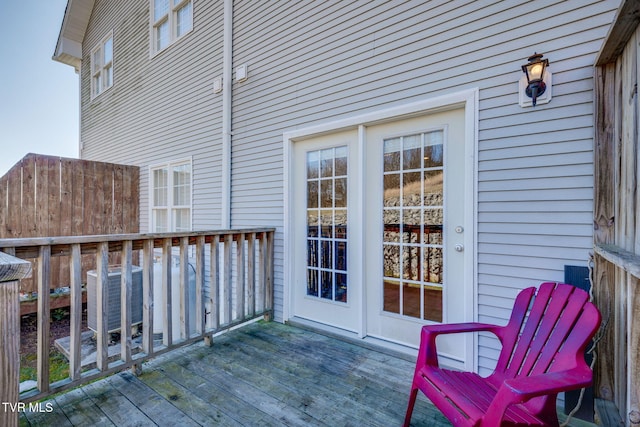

[20,306,88,370]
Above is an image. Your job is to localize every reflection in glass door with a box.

[382,131,444,322]
[306,147,348,303]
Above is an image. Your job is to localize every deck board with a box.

[18,321,592,426]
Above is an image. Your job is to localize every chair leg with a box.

[403,386,419,427]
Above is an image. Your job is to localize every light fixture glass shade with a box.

[521,53,549,106]
[527,63,544,80]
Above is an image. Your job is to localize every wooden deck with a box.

[19,321,596,426]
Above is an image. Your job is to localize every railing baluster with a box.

[121,240,133,363]
[37,246,51,392]
[96,242,109,371]
[209,235,220,331]
[224,234,232,324]
[179,237,189,340]
[195,235,205,336]
[247,233,256,317]
[69,244,82,380]
[236,233,246,320]
[162,238,172,347]
[260,232,267,316]
[142,239,154,355]
[265,231,275,320]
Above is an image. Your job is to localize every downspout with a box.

[221,0,233,229]
[76,66,83,158]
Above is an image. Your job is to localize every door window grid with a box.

[382,131,444,322]
[306,147,348,303]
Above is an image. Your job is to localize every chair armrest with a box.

[482,368,593,425]
[418,323,503,368]
[423,322,502,335]
[502,367,593,398]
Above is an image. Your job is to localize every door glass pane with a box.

[306,146,348,303]
[383,209,400,243]
[383,138,401,172]
[403,283,421,319]
[403,134,422,170]
[382,130,444,321]
[383,280,400,314]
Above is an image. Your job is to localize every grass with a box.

[20,350,70,384]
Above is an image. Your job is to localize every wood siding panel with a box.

[593,4,640,423]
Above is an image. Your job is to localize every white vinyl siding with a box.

[78,0,619,375]
[80,0,224,232]
[229,0,619,369]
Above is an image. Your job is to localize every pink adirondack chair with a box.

[403,282,601,427]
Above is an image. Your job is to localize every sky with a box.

[0,0,79,176]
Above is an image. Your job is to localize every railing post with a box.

[0,252,32,427]
[264,231,274,321]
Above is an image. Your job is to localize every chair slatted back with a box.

[493,282,599,381]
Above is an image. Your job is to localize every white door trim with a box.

[283,89,479,362]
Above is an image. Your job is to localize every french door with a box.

[289,105,473,367]
[291,129,361,332]
[364,108,471,367]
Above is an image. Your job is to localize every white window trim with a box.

[150,0,194,57]
[90,32,114,100]
[149,158,193,233]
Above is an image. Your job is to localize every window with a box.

[151,0,193,54]
[151,160,192,232]
[90,33,113,98]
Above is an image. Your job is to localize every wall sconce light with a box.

[519,53,551,107]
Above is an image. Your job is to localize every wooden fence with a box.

[0,228,274,426]
[0,153,139,304]
[593,2,640,424]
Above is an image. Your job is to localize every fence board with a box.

[594,11,640,424]
[113,165,124,234]
[22,156,35,237]
[0,154,139,304]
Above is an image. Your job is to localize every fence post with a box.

[0,252,32,427]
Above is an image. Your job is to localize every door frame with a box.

[283,88,478,366]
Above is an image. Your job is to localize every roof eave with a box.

[52,0,95,72]
[52,36,83,71]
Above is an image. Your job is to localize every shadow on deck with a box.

[19,321,595,427]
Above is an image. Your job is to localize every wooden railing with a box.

[0,228,274,420]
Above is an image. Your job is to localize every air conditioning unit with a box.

[87,265,143,333]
